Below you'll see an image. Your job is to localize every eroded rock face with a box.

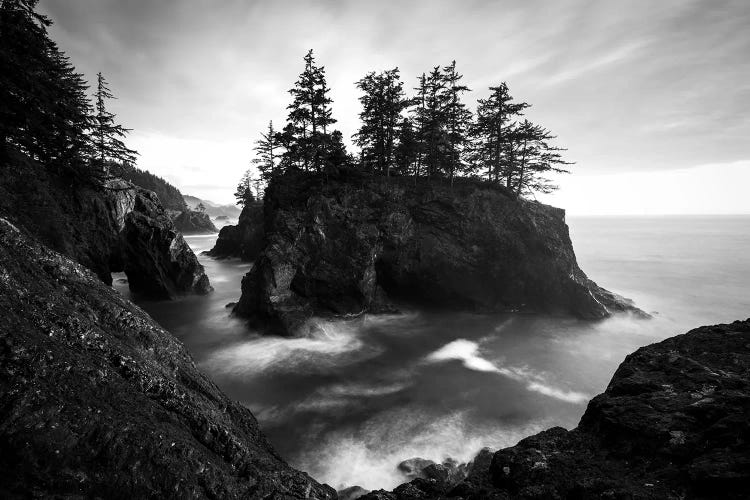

[234,171,642,336]
[0,218,334,499]
[363,319,750,499]
[208,201,264,260]
[0,162,210,299]
[105,182,212,297]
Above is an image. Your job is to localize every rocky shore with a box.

[233,170,644,336]
[0,217,333,498]
[0,161,210,298]
[359,319,750,499]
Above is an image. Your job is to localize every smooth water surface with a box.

[114,215,750,490]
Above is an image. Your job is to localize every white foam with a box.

[424,339,590,404]
[296,408,552,491]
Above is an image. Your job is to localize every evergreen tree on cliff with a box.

[353,68,409,176]
[234,169,256,206]
[441,61,472,185]
[472,82,529,185]
[512,119,572,195]
[252,120,277,180]
[0,0,93,175]
[284,49,336,173]
[93,72,137,176]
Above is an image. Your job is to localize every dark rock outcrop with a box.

[0,160,210,298]
[208,201,264,260]
[234,171,642,336]
[171,209,219,234]
[363,319,750,499]
[106,180,212,297]
[0,217,334,499]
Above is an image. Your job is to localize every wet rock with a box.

[0,217,334,499]
[375,319,750,499]
[0,162,210,299]
[208,201,264,260]
[234,170,644,336]
[339,485,370,500]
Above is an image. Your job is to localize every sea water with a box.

[114,215,750,491]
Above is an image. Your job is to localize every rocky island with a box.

[232,170,643,336]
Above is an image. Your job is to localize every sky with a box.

[41,0,750,214]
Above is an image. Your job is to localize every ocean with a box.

[114,215,750,491]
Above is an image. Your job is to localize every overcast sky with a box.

[42,0,750,213]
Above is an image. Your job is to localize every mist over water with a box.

[114,216,750,491]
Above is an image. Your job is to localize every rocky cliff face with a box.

[0,217,334,499]
[361,319,750,500]
[171,209,219,234]
[234,171,642,336]
[0,161,210,298]
[208,201,264,260]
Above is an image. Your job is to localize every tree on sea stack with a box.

[234,169,256,206]
[285,49,336,173]
[252,121,277,181]
[93,72,137,176]
[512,119,573,195]
[353,67,409,177]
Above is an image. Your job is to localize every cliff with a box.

[208,200,265,260]
[0,158,210,298]
[234,170,643,336]
[362,319,750,499]
[0,217,334,499]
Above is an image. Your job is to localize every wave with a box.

[424,338,590,404]
[200,317,382,376]
[295,408,553,491]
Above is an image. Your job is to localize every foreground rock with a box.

[208,200,264,260]
[363,319,750,499]
[0,217,334,499]
[234,170,643,336]
[171,208,219,234]
[0,160,210,298]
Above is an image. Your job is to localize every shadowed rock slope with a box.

[0,218,335,499]
[362,319,750,499]
[208,200,265,260]
[234,170,643,336]
[0,159,210,298]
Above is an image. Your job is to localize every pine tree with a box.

[252,120,277,180]
[353,68,408,176]
[472,82,529,186]
[234,169,256,206]
[0,0,94,175]
[285,49,336,173]
[93,72,137,175]
[512,119,573,196]
[441,61,472,185]
[395,117,417,176]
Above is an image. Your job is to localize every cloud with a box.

[39,0,750,211]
